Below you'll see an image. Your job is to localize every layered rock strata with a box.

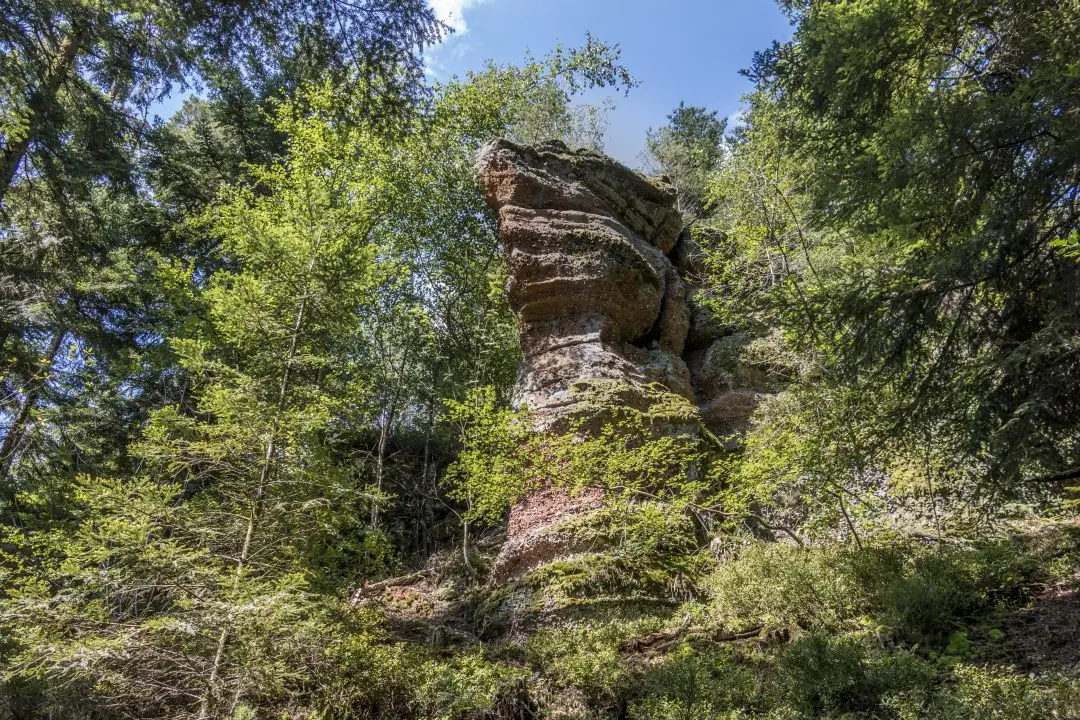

[475,139,693,423]
[474,139,769,586]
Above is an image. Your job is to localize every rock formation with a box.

[474,138,693,423]
[474,139,769,589]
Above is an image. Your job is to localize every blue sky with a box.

[426,0,794,166]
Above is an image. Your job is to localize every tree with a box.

[337,39,639,543]
[709,0,1080,505]
[0,0,444,203]
[0,0,445,507]
[644,102,727,220]
[2,80,407,717]
[0,36,643,712]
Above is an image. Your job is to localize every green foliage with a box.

[524,509,697,600]
[443,386,535,526]
[3,0,1079,716]
[2,475,219,715]
[631,644,756,720]
[1,79,407,717]
[532,528,1078,720]
[523,617,664,708]
[644,102,727,219]
[441,33,638,151]
[704,541,875,632]
[1,32,646,716]
[707,0,1080,503]
[418,650,528,720]
[776,635,937,717]
[926,664,1080,720]
[701,92,814,333]
[703,537,1051,643]
[461,525,1078,720]
[444,386,711,529]
[713,386,887,542]
[0,0,444,507]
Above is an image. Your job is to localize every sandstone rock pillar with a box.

[475,139,702,584]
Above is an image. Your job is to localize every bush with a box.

[883,665,1080,720]
[776,635,935,716]
[703,537,1049,644]
[630,644,756,720]
[703,542,879,632]
[524,618,660,706]
[418,650,528,720]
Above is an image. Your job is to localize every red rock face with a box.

[474,139,770,582]
[506,484,605,538]
[492,484,606,584]
[475,139,693,424]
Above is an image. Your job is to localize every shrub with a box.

[524,619,659,706]
[703,537,1050,643]
[776,636,935,716]
[883,664,1080,720]
[418,649,528,720]
[630,643,756,720]
[703,542,878,632]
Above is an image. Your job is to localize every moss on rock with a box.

[565,378,702,436]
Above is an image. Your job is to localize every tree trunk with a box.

[370,419,389,527]
[369,341,412,528]
[0,28,86,205]
[416,401,433,557]
[0,332,64,488]
[199,290,308,719]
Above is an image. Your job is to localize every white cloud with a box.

[726,108,748,131]
[429,0,491,35]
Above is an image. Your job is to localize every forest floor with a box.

[347,516,1080,719]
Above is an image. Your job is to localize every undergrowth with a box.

[11,524,1073,719]
[406,522,1080,720]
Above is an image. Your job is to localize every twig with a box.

[350,570,429,604]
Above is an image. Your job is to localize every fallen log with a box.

[619,625,768,656]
